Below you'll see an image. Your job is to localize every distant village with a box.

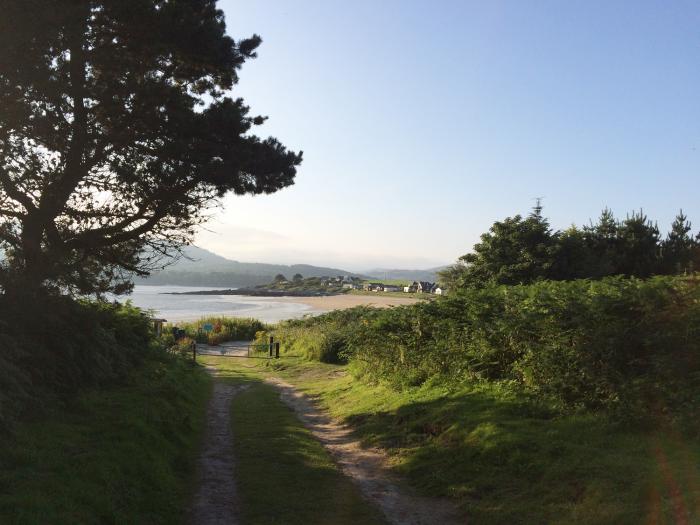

[319,276,445,295]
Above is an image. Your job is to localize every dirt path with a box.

[190,368,247,525]
[265,377,465,525]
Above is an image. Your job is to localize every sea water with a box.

[119,285,322,323]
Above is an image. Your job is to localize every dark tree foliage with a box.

[662,210,696,274]
[442,205,699,288]
[451,202,558,288]
[551,226,594,280]
[615,211,661,277]
[580,208,620,277]
[0,0,302,297]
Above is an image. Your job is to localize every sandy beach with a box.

[127,286,423,323]
[277,294,422,310]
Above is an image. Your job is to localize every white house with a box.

[416,281,434,293]
[404,281,418,293]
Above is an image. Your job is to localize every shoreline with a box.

[128,285,422,324]
[164,288,337,297]
[157,295,421,324]
[274,294,421,310]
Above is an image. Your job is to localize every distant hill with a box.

[363,267,447,283]
[136,246,367,287]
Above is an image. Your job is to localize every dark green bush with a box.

[0,295,158,430]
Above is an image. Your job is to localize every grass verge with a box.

[0,355,211,525]
[210,354,700,525]
[205,358,386,524]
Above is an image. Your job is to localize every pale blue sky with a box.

[195,0,700,270]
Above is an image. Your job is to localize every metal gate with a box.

[193,337,281,360]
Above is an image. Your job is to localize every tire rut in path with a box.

[190,369,248,525]
[265,377,465,525]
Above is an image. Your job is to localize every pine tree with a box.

[616,210,661,277]
[583,208,619,277]
[663,210,696,274]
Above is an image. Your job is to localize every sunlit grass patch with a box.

[212,354,700,524]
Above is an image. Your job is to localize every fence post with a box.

[275,342,280,359]
[192,340,196,364]
[269,335,274,357]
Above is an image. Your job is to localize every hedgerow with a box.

[271,276,700,422]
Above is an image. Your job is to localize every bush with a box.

[0,294,158,430]
[271,308,377,363]
[176,316,267,345]
[271,276,700,422]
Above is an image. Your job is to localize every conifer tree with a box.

[662,210,697,274]
[583,208,619,277]
[616,210,661,277]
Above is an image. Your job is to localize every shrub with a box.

[271,276,700,422]
[176,317,267,346]
[0,295,158,430]
[271,308,377,363]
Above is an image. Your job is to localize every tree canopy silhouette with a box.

[441,206,699,289]
[0,0,302,296]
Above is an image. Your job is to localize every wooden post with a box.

[192,340,196,363]
[275,342,280,359]
[269,335,274,357]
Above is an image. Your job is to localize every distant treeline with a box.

[441,205,699,289]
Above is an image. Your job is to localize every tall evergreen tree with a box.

[616,210,661,277]
[662,210,697,274]
[583,208,619,277]
[552,225,592,280]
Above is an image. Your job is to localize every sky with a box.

[194,0,700,271]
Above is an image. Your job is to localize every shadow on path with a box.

[189,367,248,525]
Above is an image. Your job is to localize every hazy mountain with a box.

[136,246,367,287]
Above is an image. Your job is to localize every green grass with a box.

[0,355,211,525]
[202,357,386,524]
[360,278,412,286]
[209,354,700,525]
[349,289,428,299]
